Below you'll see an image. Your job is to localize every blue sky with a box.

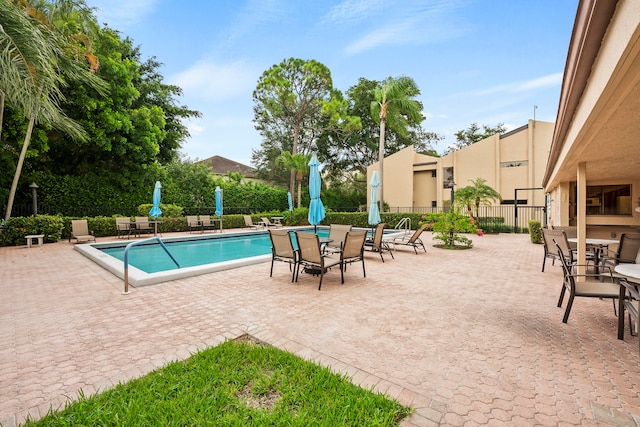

[86,0,578,165]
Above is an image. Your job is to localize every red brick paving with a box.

[1,231,639,426]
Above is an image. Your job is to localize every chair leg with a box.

[361,259,366,278]
[542,256,546,272]
[318,269,324,290]
[270,259,274,277]
[557,285,567,308]
[562,294,575,323]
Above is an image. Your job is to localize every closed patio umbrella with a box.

[307,154,325,233]
[149,181,162,218]
[287,191,293,212]
[368,171,381,226]
[215,186,223,217]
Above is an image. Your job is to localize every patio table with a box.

[567,237,617,272]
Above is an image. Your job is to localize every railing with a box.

[395,217,411,232]
[122,237,180,294]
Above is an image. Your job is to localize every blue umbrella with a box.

[368,171,381,226]
[287,191,293,212]
[215,186,223,217]
[307,154,326,232]
[149,181,162,218]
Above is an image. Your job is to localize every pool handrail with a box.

[123,237,180,294]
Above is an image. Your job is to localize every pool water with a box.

[99,229,330,274]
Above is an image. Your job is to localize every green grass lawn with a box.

[23,336,412,426]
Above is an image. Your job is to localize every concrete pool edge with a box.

[74,231,275,287]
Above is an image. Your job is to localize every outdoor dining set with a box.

[541,226,640,352]
[268,223,428,291]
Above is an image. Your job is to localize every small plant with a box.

[528,220,542,244]
[432,212,474,249]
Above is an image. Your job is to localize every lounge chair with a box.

[243,215,258,229]
[294,231,341,290]
[364,223,394,262]
[200,215,221,233]
[324,224,352,254]
[134,216,153,237]
[115,217,132,239]
[393,224,428,254]
[187,215,202,233]
[69,219,96,243]
[554,240,618,323]
[268,229,298,282]
[260,217,282,228]
[329,229,367,282]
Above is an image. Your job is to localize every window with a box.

[431,201,437,208]
[443,167,453,188]
[502,199,528,205]
[586,185,631,215]
[431,170,437,178]
[500,160,528,168]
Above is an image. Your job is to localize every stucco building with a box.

[367,120,554,213]
[542,0,640,253]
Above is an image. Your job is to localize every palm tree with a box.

[276,151,311,208]
[370,76,423,211]
[455,178,502,218]
[1,0,105,220]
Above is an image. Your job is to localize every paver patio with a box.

[1,231,639,426]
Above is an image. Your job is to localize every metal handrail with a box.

[122,237,180,294]
[395,217,411,231]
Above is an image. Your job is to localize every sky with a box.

[85,0,579,166]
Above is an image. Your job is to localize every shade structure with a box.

[368,171,381,225]
[215,186,223,217]
[287,191,293,211]
[307,154,326,231]
[149,181,162,218]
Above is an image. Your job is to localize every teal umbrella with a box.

[307,154,325,232]
[287,191,293,212]
[368,171,381,225]
[215,186,223,216]
[149,181,162,218]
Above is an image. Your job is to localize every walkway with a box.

[1,231,639,426]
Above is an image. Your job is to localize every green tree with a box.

[443,122,506,155]
[252,58,333,193]
[1,0,107,220]
[275,151,311,208]
[454,178,502,218]
[370,76,424,210]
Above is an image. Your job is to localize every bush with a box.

[431,212,475,248]
[528,220,542,244]
[0,215,65,246]
[137,203,183,217]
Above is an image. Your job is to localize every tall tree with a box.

[443,122,507,155]
[252,58,333,194]
[454,177,502,218]
[370,76,424,211]
[275,151,311,208]
[1,0,106,220]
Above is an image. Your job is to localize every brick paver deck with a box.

[1,231,639,426]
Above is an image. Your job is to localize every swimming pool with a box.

[74,227,405,287]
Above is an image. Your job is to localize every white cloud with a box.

[462,73,563,98]
[88,0,158,28]
[169,59,258,101]
[321,0,384,24]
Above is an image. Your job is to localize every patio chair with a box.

[331,229,367,282]
[200,215,221,233]
[294,231,341,290]
[554,240,619,324]
[187,215,202,233]
[393,224,428,254]
[134,216,153,237]
[619,278,640,352]
[115,217,132,239]
[541,228,565,271]
[599,233,640,278]
[243,215,258,229]
[364,223,394,262]
[69,219,96,243]
[259,217,282,228]
[324,224,352,254]
[268,229,298,282]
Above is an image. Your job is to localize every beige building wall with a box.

[368,120,553,211]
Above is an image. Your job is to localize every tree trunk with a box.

[378,119,386,212]
[290,125,299,197]
[0,92,4,142]
[297,179,302,208]
[5,114,35,221]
